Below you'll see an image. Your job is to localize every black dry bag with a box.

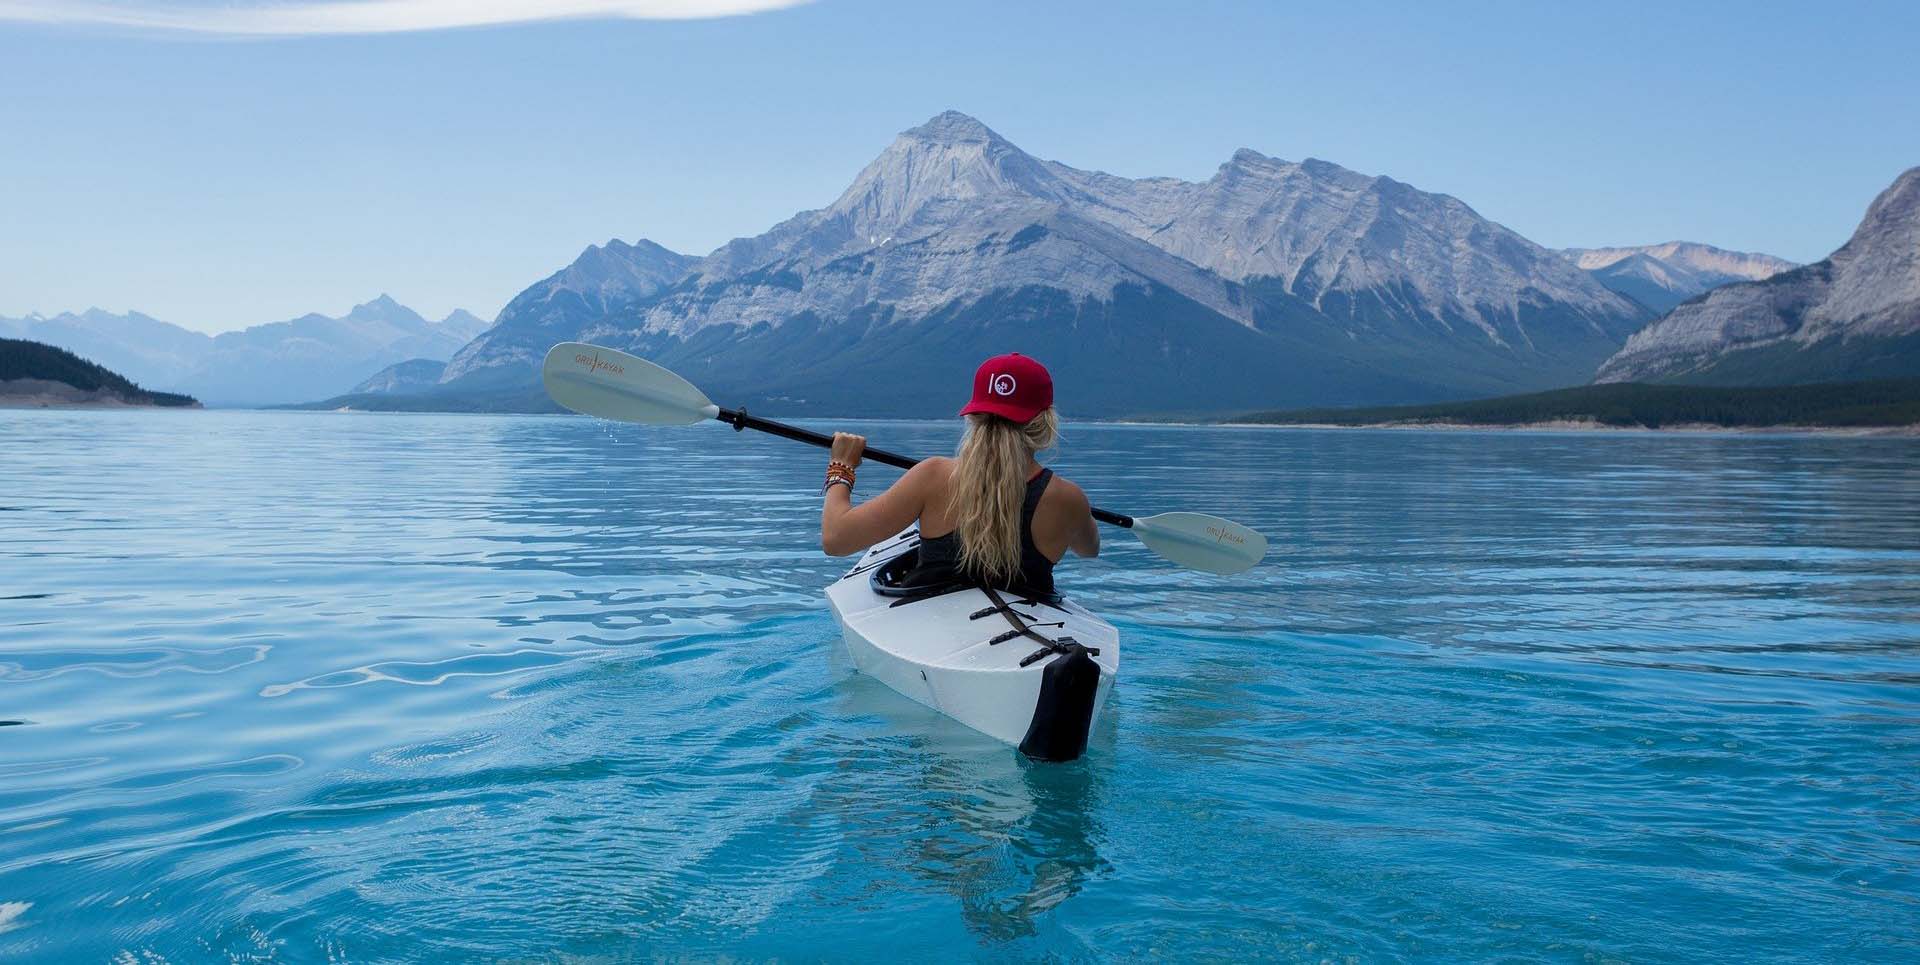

[1019,643,1101,762]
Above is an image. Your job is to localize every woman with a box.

[819,353,1098,596]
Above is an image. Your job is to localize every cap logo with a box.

[989,373,1017,397]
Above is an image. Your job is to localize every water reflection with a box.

[883,730,1111,944]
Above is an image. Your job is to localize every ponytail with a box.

[948,408,1059,584]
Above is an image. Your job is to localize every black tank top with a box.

[911,468,1057,596]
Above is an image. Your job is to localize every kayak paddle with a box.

[541,342,1268,575]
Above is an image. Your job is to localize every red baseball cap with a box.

[959,353,1053,423]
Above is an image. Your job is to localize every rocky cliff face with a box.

[1596,169,1920,384]
[349,357,446,395]
[435,112,1647,415]
[441,238,696,384]
[1562,242,1796,313]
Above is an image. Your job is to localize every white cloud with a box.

[0,0,813,36]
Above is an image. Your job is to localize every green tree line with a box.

[1229,379,1920,428]
[0,338,199,407]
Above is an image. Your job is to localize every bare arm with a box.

[1060,479,1100,559]
[820,433,932,557]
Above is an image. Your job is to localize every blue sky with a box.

[3,0,1916,333]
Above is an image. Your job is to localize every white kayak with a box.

[826,528,1120,761]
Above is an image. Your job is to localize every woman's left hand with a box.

[830,432,866,469]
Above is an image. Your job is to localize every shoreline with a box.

[0,377,199,410]
[10,404,1916,436]
[0,397,201,410]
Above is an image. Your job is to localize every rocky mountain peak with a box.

[1869,165,1920,209]
[1562,242,1798,313]
[900,110,1005,147]
[345,294,428,328]
[438,236,697,384]
[581,237,684,266]
[1815,166,1920,325]
[1205,152,1413,209]
[1567,242,1796,282]
[1225,147,1276,168]
[826,112,1065,233]
[1596,166,1920,384]
[1841,166,1920,254]
[79,307,121,322]
[436,309,491,341]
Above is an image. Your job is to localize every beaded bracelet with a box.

[824,460,856,495]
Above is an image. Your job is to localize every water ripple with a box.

[0,412,1915,961]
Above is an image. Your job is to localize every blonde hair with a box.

[948,408,1059,584]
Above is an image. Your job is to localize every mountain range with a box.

[416,112,1658,416]
[21,112,1907,416]
[0,298,488,406]
[1560,242,1797,313]
[1597,167,1920,385]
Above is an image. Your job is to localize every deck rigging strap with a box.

[978,584,1099,666]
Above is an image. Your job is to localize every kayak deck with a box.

[825,528,1119,757]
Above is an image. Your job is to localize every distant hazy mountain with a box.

[442,239,697,386]
[175,295,489,406]
[1596,168,1920,384]
[0,309,212,390]
[430,111,1647,416]
[1561,242,1797,313]
[436,309,491,343]
[4,297,491,407]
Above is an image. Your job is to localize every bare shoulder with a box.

[1043,473,1090,510]
[907,456,954,481]
[898,456,953,494]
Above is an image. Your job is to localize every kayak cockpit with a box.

[867,536,1067,610]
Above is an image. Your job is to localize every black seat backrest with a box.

[872,546,945,597]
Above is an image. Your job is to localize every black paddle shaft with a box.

[714,407,1133,528]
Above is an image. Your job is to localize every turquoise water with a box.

[1,410,1916,961]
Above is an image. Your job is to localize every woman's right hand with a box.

[830,432,866,469]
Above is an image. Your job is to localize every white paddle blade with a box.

[1129,512,1267,575]
[541,342,719,426]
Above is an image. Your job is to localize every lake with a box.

[1,410,1916,961]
